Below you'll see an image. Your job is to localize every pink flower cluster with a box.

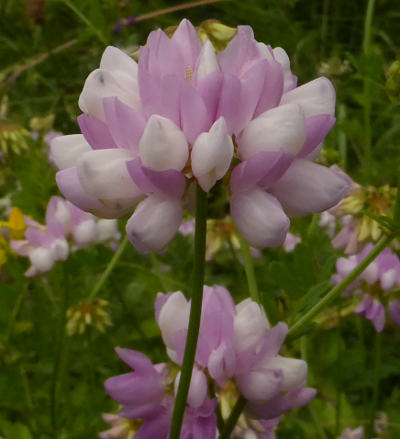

[332,245,400,331]
[52,19,349,253]
[11,196,120,276]
[104,286,315,438]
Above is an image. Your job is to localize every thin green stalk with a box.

[370,331,382,433]
[88,235,129,302]
[237,233,259,303]
[169,184,208,439]
[335,305,342,436]
[288,234,393,341]
[227,238,246,288]
[20,365,37,433]
[219,396,247,439]
[356,318,367,408]
[362,0,376,174]
[6,284,27,342]
[50,271,70,435]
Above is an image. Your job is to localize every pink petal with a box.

[78,114,118,150]
[103,97,146,153]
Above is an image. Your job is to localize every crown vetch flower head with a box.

[52,19,349,253]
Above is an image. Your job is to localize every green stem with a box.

[335,305,342,436]
[219,396,247,439]
[50,271,69,435]
[237,233,259,303]
[6,284,27,342]
[370,331,382,433]
[287,234,393,341]
[169,184,208,439]
[87,235,129,302]
[362,0,376,174]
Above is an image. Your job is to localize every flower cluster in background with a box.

[3,196,120,277]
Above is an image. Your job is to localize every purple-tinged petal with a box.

[103,97,146,153]
[78,114,118,150]
[126,196,183,253]
[262,356,307,392]
[218,26,261,77]
[56,168,102,211]
[237,104,306,160]
[45,196,69,238]
[215,73,243,134]
[230,151,293,194]
[126,158,186,199]
[269,159,350,216]
[208,343,236,386]
[298,115,336,159]
[237,368,283,402]
[29,247,55,273]
[155,293,172,324]
[175,367,208,408]
[10,240,32,257]
[253,60,284,117]
[272,47,297,93]
[231,188,290,248]
[25,228,53,247]
[180,81,211,144]
[196,72,224,123]
[114,347,155,373]
[171,19,202,70]
[77,149,142,200]
[280,77,336,118]
[247,387,317,420]
[104,373,163,406]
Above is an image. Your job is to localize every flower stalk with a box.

[237,232,259,303]
[219,395,247,439]
[87,235,129,302]
[169,184,208,439]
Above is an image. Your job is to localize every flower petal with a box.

[269,160,350,216]
[237,103,306,160]
[139,115,189,171]
[126,196,183,253]
[191,118,233,191]
[280,77,336,118]
[50,134,92,170]
[231,188,290,248]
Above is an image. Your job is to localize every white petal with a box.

[262,356,308,392]
[231,188,290,248]
[96,219,119,242]
[139,115,189,171]
[77,149,142,200]
[158,291,190,350]
[191,117,233,191]
[237,103,306,160]
[50,239,69,261]
[126,196,183,253]
[175,367,208,409]
[100,46,138,78]
[280,77,336,118]
[234,298,270,353]
[29,247,55,272]
[73,220,98,245]
[195,40,220,81]
[50,134,92,170]
[78,69,138,121]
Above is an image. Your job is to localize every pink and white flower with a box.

[52,19,349,253]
